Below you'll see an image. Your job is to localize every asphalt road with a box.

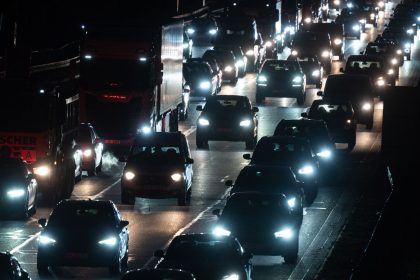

[1,2,419,279]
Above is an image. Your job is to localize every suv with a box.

[120,132,194,206]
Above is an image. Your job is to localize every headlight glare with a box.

[317,149,332,158]
[171,173,182,182]
[213,226,231,236]
[33,166,50,177]
[124,171,135,180]
[39,235,56,245]
[352,25,360,31]
[274,228,293,239]
[239,120,252,127]
[246,49,254,56]
[292,76,302,83]
[198,118,210,126]
[209,29,217,35]
[362,102,372,110]
[312,70,320,77]
[291,50,298,56]
[258,75,267,82]
[98,237,117,246]
[187,28,195,34]
[199,81,211,90]
[298,165,314,175]
[224,65,233,72]
[334,38,342,45]
[396,49,402,55]
[222,273,239,280]
[407,28,414,35]
[321,50,330,57]
[83,149,92,157]
[287,197,296,208]
[387,69,394,75]
[376,78,385,86]
[235,60,244,67]
[7,189,25,198]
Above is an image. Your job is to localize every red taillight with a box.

[100,94,131,103]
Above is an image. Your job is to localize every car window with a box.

[252,139,311,163]
[262,61,299,72]
[276,123,330,141]
[166,239,239,260]
[204,98,249,111]
[132,146,181,156]
[235,168,296,187]
[77,126,93,143]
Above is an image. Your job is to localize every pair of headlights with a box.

[124,172,182,182]
[213,226,294,240]
[40,235,117,246]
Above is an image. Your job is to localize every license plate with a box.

[20,150,36,162]
[217,128,232,133]
[65,252,88,259]
[104,139,121,144]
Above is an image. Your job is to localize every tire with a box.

[348,135,356,152]
[245,135,256,150]
[96,158,102,173]
[317,81,322,89]
[121,190,135,205]
[231,77,238,85]
[283,235,299,264]
[186,187,192,203]
[366,118,373,130]
[20,196,29,220]
[177,190,187,206]
[256,92,264,104]
[109,257,122,275]
[407,53,411,61]
[37,256,48,273]
[29,191,38,216]
[296,94,305,106]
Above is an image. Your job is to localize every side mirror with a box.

[119,220,129,229]
[186,158,194,164]
[252,107,259,113]
[225,180,233,187]
[154,250,165,258]
[243,154,251,160]
[38,218,47,227]
[212,209,221,216]
[196,105,203,111]
[119,155,128,162]
[339,67,344,73]
[317,91,323,96]
[301,112,308,118]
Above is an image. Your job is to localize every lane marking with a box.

[10,233,40,254]
[90,179,121,200]
[184,126,197,137]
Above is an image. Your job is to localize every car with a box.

[75,123,104,177]
[243,136,319,199]
[0,158,38,219]
[154,233,253,280]
[0,252,31,280]
[196,95,258,149]
[226,165,305,219]
[256,59,306,105]
[183,32,193,60]
[334,9,362,39]
[386,18,416,43]
[120,132,194,206]
[319,74,375,129]
[202,49,239,85]
[122,268,196,280]
[213,44,247,77]
[301,100,357,151]
[185,17,218,45]
[183,61,219,98]
[212,192,301,263]
[188,57,222,92]
[290,30,332,73]
[362,42,404,68]
[359,1,378,27]
[287,54,323,88]
[37,199,129,274]
[377,30,412,60]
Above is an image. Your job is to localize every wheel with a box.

[196,135,208,149]
[121,190,135,205]
[29,191,37,216]
[37,256,49,273]
[109,257,122,275]
[96,158,102,173]
[296,94,305,106]
[407,53,411,61]
[245,135,256,150]
[186,187,192,203]
[366,118,373,130]
[317,81,322,89]
[231,77,238,85]
[177,190,187,206]
[20,196,29,220]
[283,235,299,264]
[373,22,378,27]
[256,92,264,104]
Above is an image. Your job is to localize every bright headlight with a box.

[246,49,254,56]
[39,235,56,245]
[199,81,211,90]
[213,226,231,236]
[346,119,352,124]
[291,50,298,56]
[235,60,244,67]
[287,197,296,208]
[274,228,293,239]
[187,28,195,34]
[359,19,366,24]
[258,75,267,82]
[98,237,117,246]
[334,0,340,5]
[334,38,342,45]
[209,29,217,35]
[84,54,93,60]
[33,166,50,177]
[370,13,375,19]
[222,273,239,280]
[124,171,135,180]
[322,5,328,10]
[378,1,384,7]
[347,2,353,8]
[321,50,330,57]
[265,41,273,47]
[312,70,320,77]
[387,69,394,75]
[83,149,92,157]
[390,58,398,65]
[417,16,420,22]
[407,28,414,35]
[396,49,402,55]
[298,165,314,175]
[7,189,25,198]
[352,25,360,31]
[292,76,302,83]
[171,173,182,182]
[239,120,251,127]
[139,126,152,134]
[404,43,410,49]
[304,17,312,23]
[198,118,210,126]
[376,78,385,86]
[224,65,233,72]
[317,149,332,158]
[362,102,372,110]
[183,43,189,49]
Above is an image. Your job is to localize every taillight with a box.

[100,94,131,103]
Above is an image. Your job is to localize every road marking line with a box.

[184,126,196,137]
[10,233,40,254]
[90,179,121,200]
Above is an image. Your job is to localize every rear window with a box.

[48,203,115,227]
[204,98,249,111]
[262,61,299,72]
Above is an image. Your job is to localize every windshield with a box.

[204,98,249,111]
[76,126,92,143]
[293,32,330,46]
[203,51,235,63]
[48,204,115,227]
[235,169,296,187]
[276,123,330,142]
[183,63,212,78]
[0,159,27,178]
[223,195,287,216]
[346,59,382,72]
[262,61,299,72]
[310,103,352,118]
[253,139,311,163]
[130,145,183,162]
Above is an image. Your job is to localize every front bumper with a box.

[197,126,254,142]
[257,85,304,98]
[122,179,184,199]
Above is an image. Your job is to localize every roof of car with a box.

[57,199,115,208]
[347,54,382,61]
[173,233,235,242]
[258,135,310,144]
[134,132,184,143]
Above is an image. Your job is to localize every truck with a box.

[0,1,82,204]
[79,16,188,156]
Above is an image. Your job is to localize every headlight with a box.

[387,69,394,75]
[33,166,50,177]
[274,228,293,239]
[352,25,360,31]
[83,149,92,157]
[84,54,92,60]
[404,43,410,49]
[239,119,251,127]
[417,16,420,22]
[213,226,231,236]
[333,0,340,5]
[362,102,372,110]
[187,28,195,34]
[359,19,366,24]
[246,49,254,56]
[198,118,210,126]
[199,81,211,90]
[347,2,353,8]
[39,235,56,245]
[291,50,298,56]
[209,29,217,35]
[222,274,239,280]
[235,60,244,67]
[312,70,320,77]
[292,76,302,83]
[396,49,402,55]
[304,17,311,24]
[317,149,332,158]
[346,119,352,124]
[183,43,189,49]
[224,65,233,72]
[334,38,342,45]
[376,78,385,86]
[139,126,152,134]
[7,189,25,198]
[98,237,117,246]
[322,5,328,10]
[124,171,135,180]
[378,1,384,7]
[370,13,375,20]
[407,28,414,35]
[390,58,398,65]
[321,50,330,57]
[287,197,296,208]
[265,41,273,47]
[298,165,314,175]
[258,75,267,83]
[171,173,182,182]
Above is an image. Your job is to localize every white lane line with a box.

[142,187,231,268]
[306,207,328,210]
[183,126,197,137]
[10,232,40,254]
[90,179,121,200]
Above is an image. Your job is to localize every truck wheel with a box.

[283,236,299,264]
[121,190,135,205]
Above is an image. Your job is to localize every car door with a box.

[181,135,194,188]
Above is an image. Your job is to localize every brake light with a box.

[100,94,131,103]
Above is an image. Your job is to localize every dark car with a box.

[75,123,104,177]
[196,95,259,149]
[319,74,375,129]
[187,58,222,92]
[212,192,301,263]
[243,136,320,191]
[256,59,306,105]
[377,30,411,60]
[183,61,219,97]
[226,165,305,218]
[287,54,323,88]
[202,50,239,85]
[335,9,362,39]
[37,199,129,274]
[0,158,38,219]
[359,1,378,27]
[185,17,218,45]
[302,100,357,151]
[154,233,252,280]
[120,132,194,206]
[183,32,193,60]
[122,268,196,280]
[0,252,31,280]
[362,41,404,68]
[213,44,247,77]
[290,31,332,73]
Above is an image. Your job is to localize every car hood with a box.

[125,158,185,174]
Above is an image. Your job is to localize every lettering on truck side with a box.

[0,135,37,145]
